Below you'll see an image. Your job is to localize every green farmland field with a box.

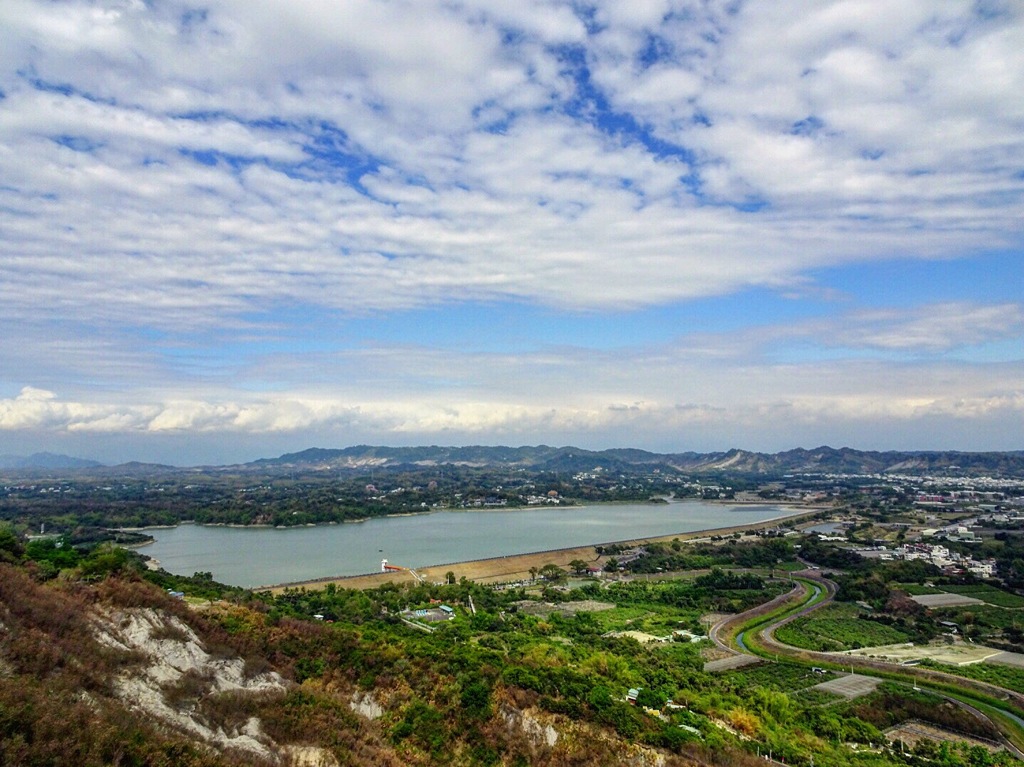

[775,603,911,651]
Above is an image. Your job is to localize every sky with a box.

[0,0,1022,466]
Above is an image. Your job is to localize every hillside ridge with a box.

[248,444,1024,477]
[5,444,1023,478]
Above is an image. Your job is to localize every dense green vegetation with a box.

[614,535,798,574]
[255,572,1020,766]
[776,603,912,651]
[917,660,1024,695]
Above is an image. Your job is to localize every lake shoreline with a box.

[261,506,821,593]
[115,497,808,534]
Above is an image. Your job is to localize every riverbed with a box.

[142,499,801,588]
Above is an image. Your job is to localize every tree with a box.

[460,677,492,720]
[0,525,23,562]
[635,687,666,710]
[587,685,613,711]
[569,559,589,575]
[78,544,132,580]
[529,566,538,582]
[538,564,565,582]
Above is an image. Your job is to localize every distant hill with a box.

[93,461,182,476]
[4,444,1022,477]
[0,452,105,470]
[252,444,677,474]
[250,444,1024,477]
[677,446,1024,476]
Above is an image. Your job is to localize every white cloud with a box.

[588,1,1024,222]
[0,386,156,432]
[2,373,1021,458]
[2,304,1021,450]
[829,303,1024,351]
[1,0,1020,332]
[0,1,1021,458]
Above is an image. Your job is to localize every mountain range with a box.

[3,445,1023,477]
[254,444,1024,477]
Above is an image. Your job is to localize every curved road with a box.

[708,579,806,653]
[709,569,1024,760]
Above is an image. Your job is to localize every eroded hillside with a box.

[0,561,712,766]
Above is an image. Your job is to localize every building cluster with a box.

[799,470,1024,495]
[977,510,1024,525]
[612,547,647,568]
[466,496,509,507]
[871,542,998,578]
[404,605,455,622]
[916,510,1024,540]
[525,492,561,505]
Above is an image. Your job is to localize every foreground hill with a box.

[5,528,1021,767]
[0,538,760,767]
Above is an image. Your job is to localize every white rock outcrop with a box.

[93,607,287,760]
[349,691,384,720]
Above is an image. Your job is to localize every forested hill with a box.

[251,445,1024,477]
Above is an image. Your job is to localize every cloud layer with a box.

[1,1,1022,461]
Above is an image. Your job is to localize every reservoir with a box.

[143,499,802,588]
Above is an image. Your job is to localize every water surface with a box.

[143,499,799,587]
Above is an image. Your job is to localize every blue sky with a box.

[0,0,1022,465]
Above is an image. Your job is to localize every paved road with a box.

[708,579,805,654]
[710,569,1024,760]
[754,572,1024,713]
